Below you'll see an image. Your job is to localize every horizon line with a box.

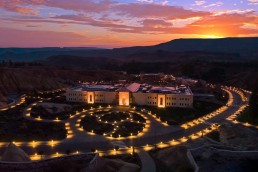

[0,36,257,49]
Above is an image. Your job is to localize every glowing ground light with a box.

[226,103,258,129]
[76,107,150,140]
[181,97,230,130]
[25,122,219,161]
[10,87,249,161]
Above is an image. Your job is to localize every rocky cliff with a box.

[0,67,127,102]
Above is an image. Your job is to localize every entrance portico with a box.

[118,87,130,106]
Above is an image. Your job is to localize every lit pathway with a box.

[0,87,249,164]
[0,95,26,112]
[226,89,258,129]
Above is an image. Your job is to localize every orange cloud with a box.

[0,0,257,47]
[0,0,113,14]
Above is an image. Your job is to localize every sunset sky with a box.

[0,0,258,48]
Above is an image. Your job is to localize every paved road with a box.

[0,95,26,111]
[0,89,246,157]
[138,148,156,172]
[0,88,247,172]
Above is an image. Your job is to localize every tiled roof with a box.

[117,87,131,92]
[126,83,141,92]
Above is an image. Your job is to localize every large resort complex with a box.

[66,83,193,108]
[1,0,258,171]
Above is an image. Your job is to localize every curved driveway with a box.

[0,88,246,157]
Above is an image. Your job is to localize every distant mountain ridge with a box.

[113,37,258,54]
[0,37,257,61]
[156,37,258,53]
[0,47,106,61]
[0,47,103,54]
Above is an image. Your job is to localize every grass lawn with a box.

[139,101,222,125]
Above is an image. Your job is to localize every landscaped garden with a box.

[132,113,146,123]
[113,121,145,137]
[139,101,222,125]
[29,90,115,121]
[30,103,88,120]
[80,115,114,135]
[0,97,67,141]
[100,112,130,122]
[80,110,146,138]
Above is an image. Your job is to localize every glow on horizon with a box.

[0,0,257,48]
[200,34,224,39]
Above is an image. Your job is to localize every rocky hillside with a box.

[1,37,258,62]
[0,67,128,103]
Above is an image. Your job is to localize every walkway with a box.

[138,148,156,172]
[0,87,250,162]
[0,95,26,111]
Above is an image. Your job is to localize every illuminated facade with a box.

[119,92,130,106]
[66,83,193,108]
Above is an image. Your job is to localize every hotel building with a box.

[66,83,193,108]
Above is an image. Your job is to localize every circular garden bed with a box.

[100,112,130,122]
[80,110,146,138]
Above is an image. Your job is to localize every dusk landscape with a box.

[0,0,258,172]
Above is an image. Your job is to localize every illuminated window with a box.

[160,98,163,105]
